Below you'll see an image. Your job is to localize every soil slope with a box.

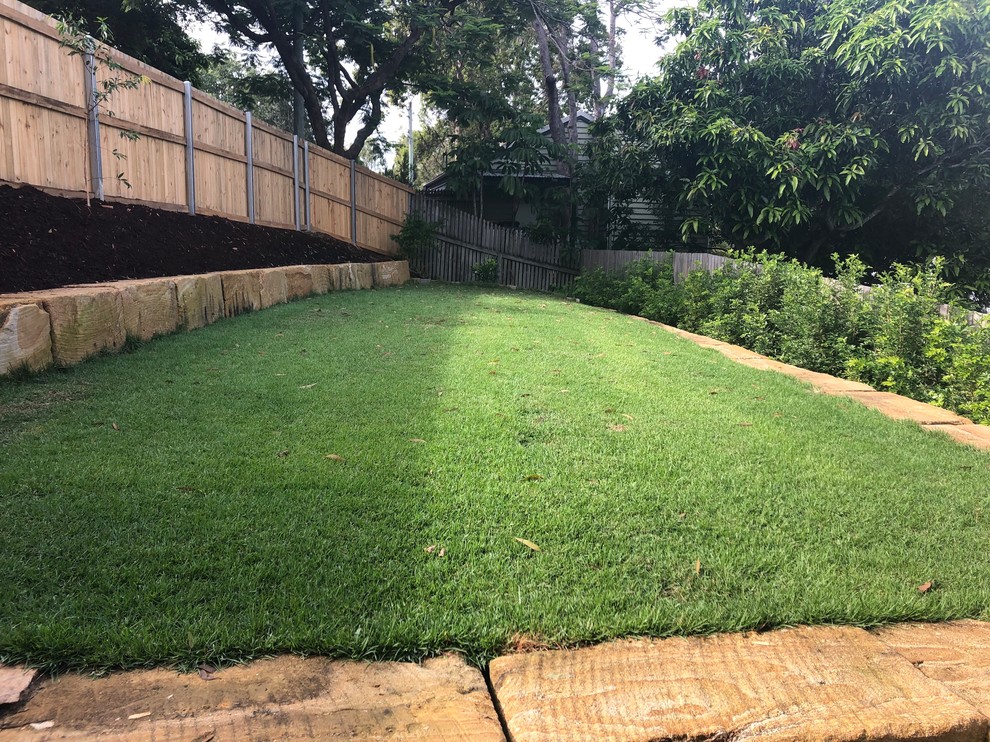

[0,185,387,293]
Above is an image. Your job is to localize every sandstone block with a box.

[843,390,970,425]
[34,287,125,366]
[351,262,374,290]
[220,270,262,317]
[0,665,36,706]
[258,268,289,309]
[373,261,411,287]
[174,273,224,330]
[0,303,53,374]
[283,265,315,300]
[924,423,990,450]
[489,626,987,741]
[114,279,179,342]
[308,265,331,294]
[878,621,990,717]
[0,654,504,741]
[328,263,351,291]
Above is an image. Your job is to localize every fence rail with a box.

[410,196,579,292]
[0,0,410,254]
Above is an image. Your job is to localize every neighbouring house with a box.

[420,111,694,250]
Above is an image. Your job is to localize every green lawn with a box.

[1,283,989,671]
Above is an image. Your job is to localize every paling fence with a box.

[410,195,580,292]
[0,0,410,254]
[581,249,732,282]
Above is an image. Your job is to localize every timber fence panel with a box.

[409,195,579,292]
[0,0,406,252]
[0,0,88,192]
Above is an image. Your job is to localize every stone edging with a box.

[0,261,410,377]
[6,621,990,740]
[647,319,990,450]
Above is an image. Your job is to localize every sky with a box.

[186,2,678,160]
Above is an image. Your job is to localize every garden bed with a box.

[0,185,385,293]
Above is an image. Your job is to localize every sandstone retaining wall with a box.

[0,261,410,377]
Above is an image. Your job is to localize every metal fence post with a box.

[82,41,103,201]
[349,159,357,246]
[245,111,255,224]
[183,81,195,215]
[292,134,300,231]
[303,141,311,231]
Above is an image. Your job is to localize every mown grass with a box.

[1,283,989,672]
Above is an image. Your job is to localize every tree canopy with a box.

[586,0,990,296]
[25,0,212,84]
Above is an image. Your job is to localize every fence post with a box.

[349,159,357,246]
[183,81,195,215]
[303,141,311,232]
[292,134,300,231]
[82,42,103,201]
[244,111,255,224]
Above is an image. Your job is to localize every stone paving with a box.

[3,324,989,740]
[6,623,990,740]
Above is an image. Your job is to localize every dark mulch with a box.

[0,185,387,294]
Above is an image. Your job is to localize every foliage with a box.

[588,0,990,302]
[25,0,211,84]
[198,53,296,132]
[55,14,145,197]
[390,213,439,261]
[572,252,990,423]
[472,258,498,283]
[572,255,682,324]
[181,0,473,157]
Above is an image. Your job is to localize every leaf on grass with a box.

[299,383,316,389]
[424,544,437,554]
[738,422,753,427]
[198,664,217,681]
[409,438,426,444]
[325,454,344,461]
[111,422,121,431]
[918,580,933,594]
[560,389,569,394]
[277,450,290,458]
[621,414,635,421]
[514,537,541,552]
[524,474,544,481]
[489,370,498,376]
[438,547,446,557]
[128,712,152,720]
[608,424,627,432]
[695,559,702,575]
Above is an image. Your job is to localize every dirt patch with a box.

[0,185,388,293]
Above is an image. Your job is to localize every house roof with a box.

[421,112,596,192]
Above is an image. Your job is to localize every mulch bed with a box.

[0,185,387,294]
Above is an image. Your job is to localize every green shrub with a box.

[390,213,439,260]
[472,258,498,284]
[572,251,990,424]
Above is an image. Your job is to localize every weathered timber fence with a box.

[410,196,580,292]
[0,0,410,254]
[582,249,731,282]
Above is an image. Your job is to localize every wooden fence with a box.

[581,249,731,282]
[0,0,410,254]
[409,196,580,292]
